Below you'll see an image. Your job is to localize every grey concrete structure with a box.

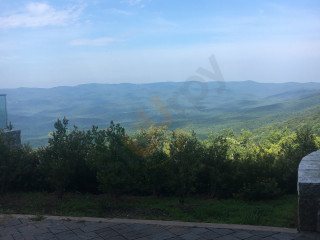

[2,129,21,147]
[0,94,21,146]
[1,214,319,240]
[0,94,7,129]
[298,150,320,232]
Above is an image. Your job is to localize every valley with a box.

[2,80,320,147]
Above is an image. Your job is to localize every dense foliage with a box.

[0,118,319,201]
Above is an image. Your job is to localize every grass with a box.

[0,192,297,228]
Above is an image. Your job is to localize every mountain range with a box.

[1,81,320,147]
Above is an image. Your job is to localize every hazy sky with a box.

[0,0,320,88]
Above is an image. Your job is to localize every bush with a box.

[236,178,281,200]
[1,118,318,202]
[92,121,137,196]
[0,131,42,193]
[40,118,97,197]
[197,134,231,198]
[170,130,203,204]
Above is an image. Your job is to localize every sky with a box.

[0,0,320,88]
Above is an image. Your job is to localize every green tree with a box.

[0,131,42,193]
[170,130,202,204]
[94,121,136,196]
[132,125,174,196]
[275,127,318,193]
[199,134,230,198]
[40,118,96,198]
[295,127,318,159]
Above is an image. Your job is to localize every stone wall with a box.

[0,94,7,129]
[3,129,21,147]
[298,150,320,232]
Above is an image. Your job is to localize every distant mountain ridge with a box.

[1,81,320,147]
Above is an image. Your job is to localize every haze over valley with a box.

[2,80,320,147]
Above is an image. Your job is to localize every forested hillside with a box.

[1,81,320,147]
[0,117,318,201]
[1,81,320,200]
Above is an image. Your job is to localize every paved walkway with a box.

[1,214,319,240]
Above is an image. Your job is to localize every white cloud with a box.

[0,2,83,28]
[109,8,134,15]
[69,37,116,46]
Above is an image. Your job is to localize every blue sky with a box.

[0,0,320,88]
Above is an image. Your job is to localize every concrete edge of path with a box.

[0,214,298,233]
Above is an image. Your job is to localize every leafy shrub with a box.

[1,118,319,202]
[169,130,203,204]
[40,118,97,197]
[236,178,281,200]
[0,131,42,193]
[92,121,138,196]
[197,134,230,198]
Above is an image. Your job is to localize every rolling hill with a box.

[1,81,320,147]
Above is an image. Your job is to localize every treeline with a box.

[0,117,319,202]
